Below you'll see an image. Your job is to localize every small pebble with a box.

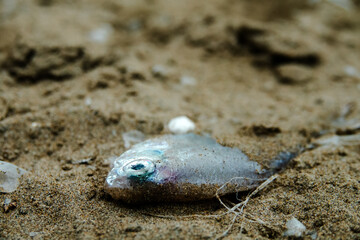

[0,161,27,193]
[4,198,11,205]
[31,122,40,128]
[180,75,197,86]
[283,217,307,237]
[85,97,92,106]
[344,65,360,78]
[29,232,41,238]
[88,23,113,43]
[151,65,168,78]
[310,231,318,240]
[168,116,195,134]
[61,164,73,171]
[3,198,16,212]
[276,64,312,84]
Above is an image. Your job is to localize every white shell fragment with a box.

[88,23,113,43]
[284,217,307,237]
[0,161,27,193]
[151,65,168,78]
[344,66,360,78]
[180,75,197,86]
[168,116,195,134]
[84,97,92,106]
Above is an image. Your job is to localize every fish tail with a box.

[268,145,311,174]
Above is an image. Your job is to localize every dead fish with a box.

[105,133,298,203]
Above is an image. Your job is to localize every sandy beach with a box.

[1,1,359,239]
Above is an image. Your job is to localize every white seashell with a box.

[180,75,197,86]
[168,116,195,134]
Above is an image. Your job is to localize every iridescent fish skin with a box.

[105,134,270,203]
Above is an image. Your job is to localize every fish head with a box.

[105,149,177,202]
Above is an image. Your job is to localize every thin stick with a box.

[216,175,278,239]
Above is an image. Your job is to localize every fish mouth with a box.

[105,173,130,189]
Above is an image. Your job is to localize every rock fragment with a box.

[3,198,17,212]
[152,65,168,79]
[180,75,197,86]
[284,217,307,237]
[0,161,27,193]
[88,23,113,43]
[344,65,360,78]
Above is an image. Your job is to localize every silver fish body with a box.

[105,133,269,203]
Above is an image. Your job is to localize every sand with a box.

[0,0,359,239]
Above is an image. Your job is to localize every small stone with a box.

[152,65,168,79]
[85,97,92,106]
[0,161,27,193]
[344,65,360,78]
[283,217,307,237]
[3,198,17,212]
[168,116,196,134]
[29,232,41,238]
[180,75,197,86]
[275,64,313,84]
[88,23,113,43]
[61,164,73,171]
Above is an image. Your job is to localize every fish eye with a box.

[131,163,145,170]
[123,159,155,178]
